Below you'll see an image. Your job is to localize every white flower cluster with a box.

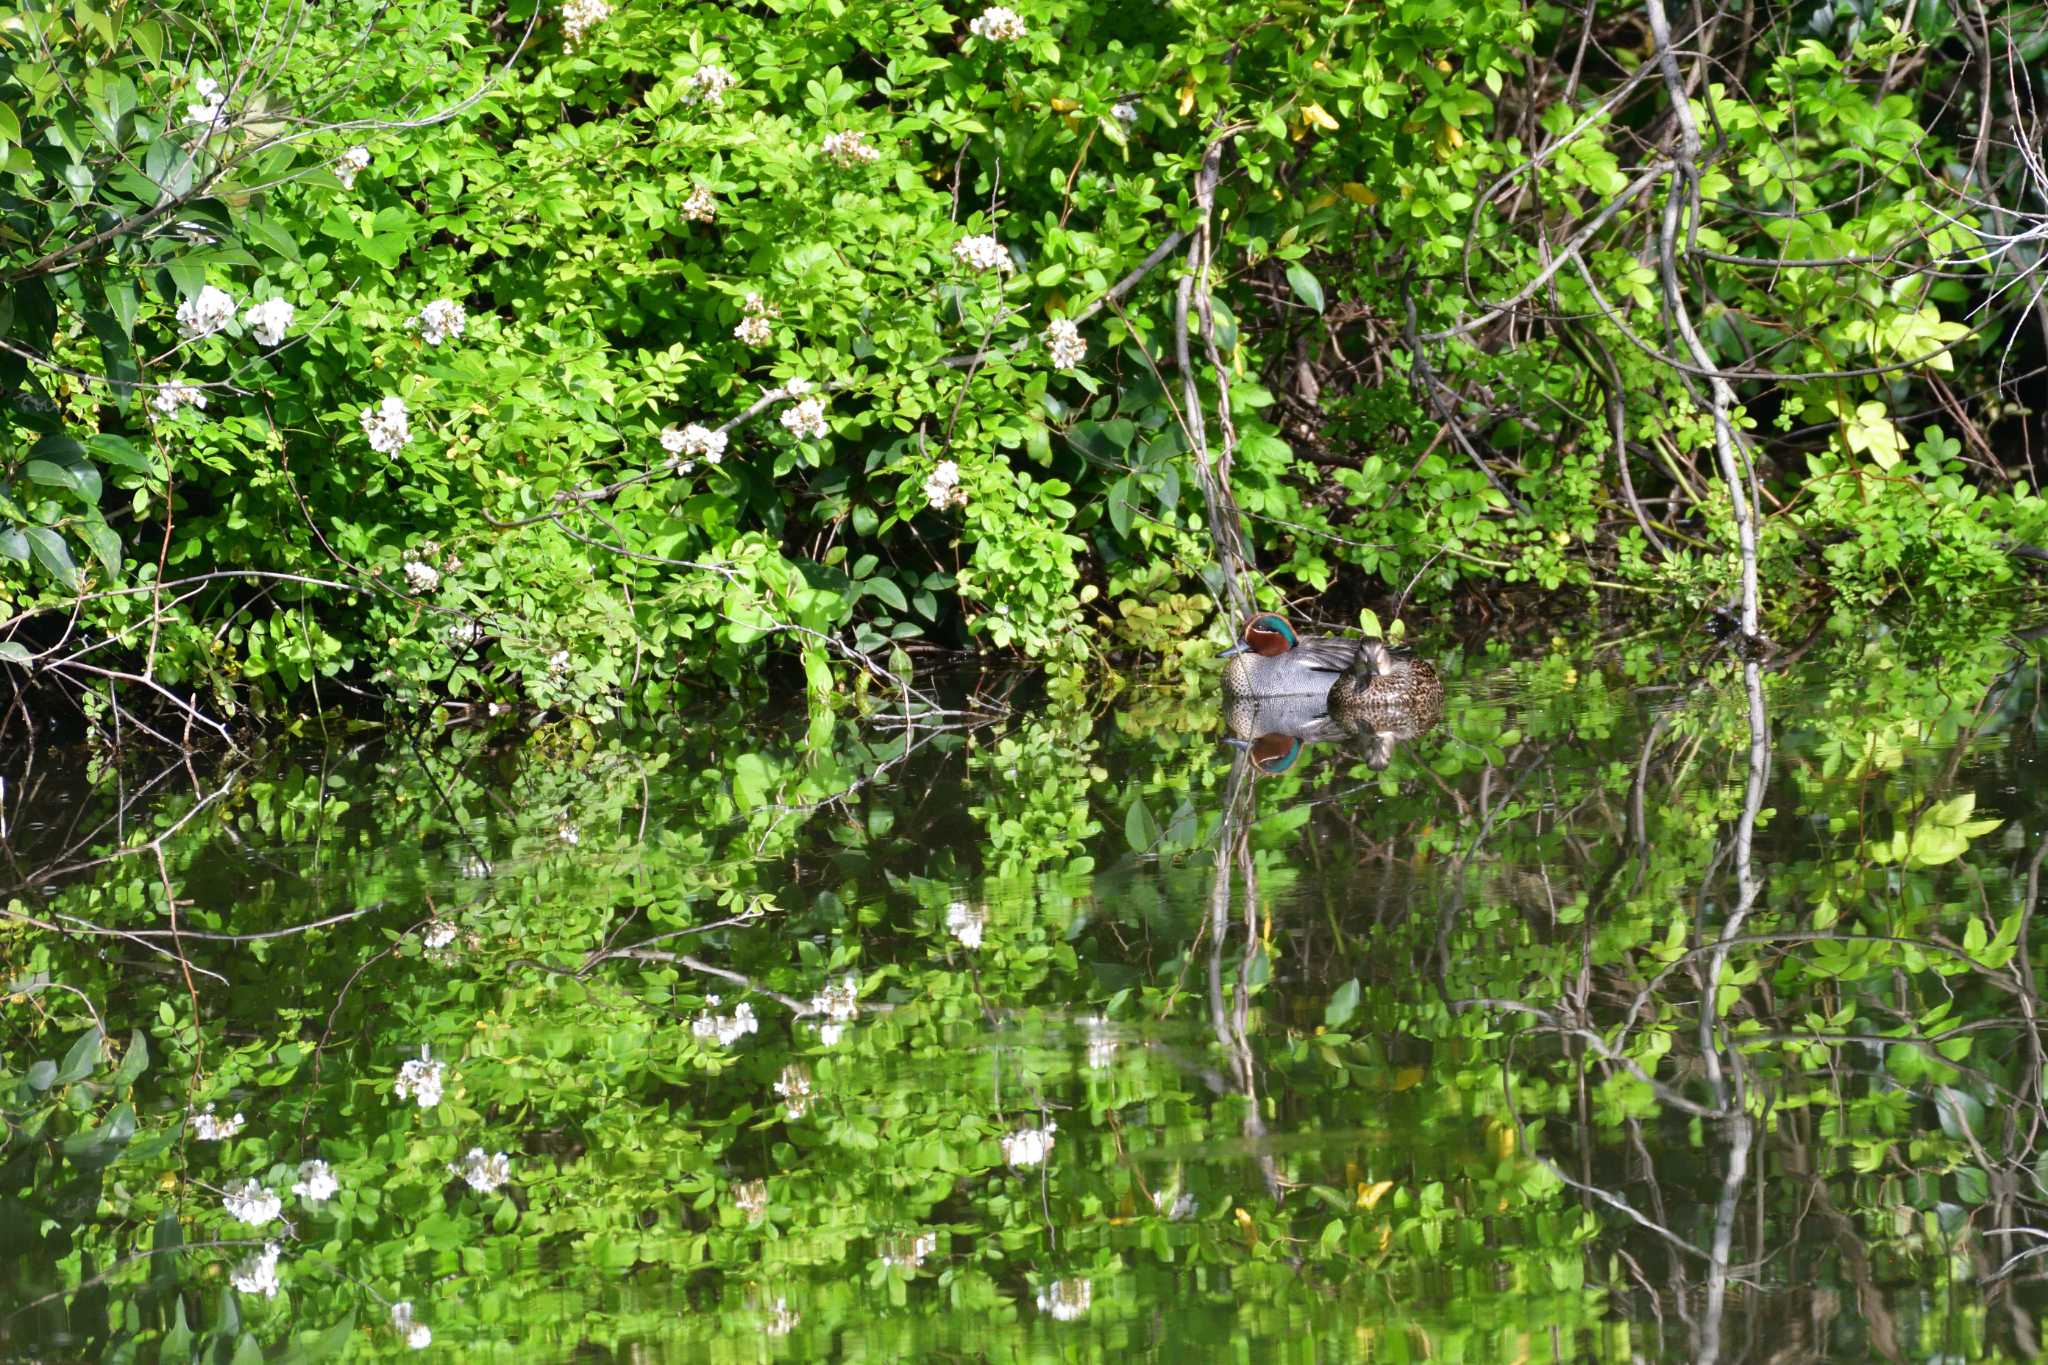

[423,920,460,949]
[661,423,727,467]
[292,1159,340,1204]
[780,396,829,441]
[152,382,208,417]
[176,285,236,339]
[1044,317,1086,368]
[223,1179,283,1227]
[763,1298,799,1337]
[734,292,776,347]
[681,184,717,223]
[409,298,468,347]
[390,1300,433,1350]
[403,560,441,594]
[1111,102,1139,125]
[187,75,228,130]
[548,648,573,677]
[969,6,1028,41]
[952,234,1012,274]
[691,995,758,1046]
[244,298,293,348]
[361,396,412,454]
[559,0,609,47]
[447,621,486,650]
[821,129,880,167]
[557,822,580,846]
[774,1063,813,1120]
[946,900,985,949]
[1082,1015,1117,1070]
[190,1105,245,1140]
[805,973,860,1045]
[453,1147,511,1194]
[880,1231,938,1271]
[1036,1277,1092,1321]
[395,1046,445,1108]
[335,144,371,189]
[230,1242,283,1298]
[1001,1120,1057,1168]
[690,64,738,108]
[923,460,967,511]
[732,1178,769,1221]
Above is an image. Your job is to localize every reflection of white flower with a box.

[292,1159,340,1204]
[880,1231,938,1271]
[1044,317,1086,369]
[953,234,1012,274]
[969,6,1028,41]
[946,900,985,949]
[559,0,609,46]
[763,1297,798,1336]
[1001,1121,1057,1168]
[176,285,236,338]
[774,1063,814,1119]
[390,1300,432,1350]
[361,396,412,454]
[1036,1276,1092,1321]
[403,560,441,594]
[409,298,468,347]
[453,1147,511,1194]
[190,1105,244,1140]
[732,1178,769,1221]
[335,145,371,189]
[244,297,294,347]
[152,383,208,417]
[230,1242,282,1298]
[223,1179,283,1227]
[394,1046,445,1108]
[1083,1015,1117,1069]
[821,129,880,167]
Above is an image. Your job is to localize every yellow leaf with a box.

[1178,80,1197,116]
[1489,1119,1516,1161]
[1301,101,1340,132]
[1049,97,1078,112]
[1390,1065,1422,1090]
[1357,1179,1395,1209]
[1340,182,1379,206]
[1309,192,1337,210]
[1440,121,1465,150]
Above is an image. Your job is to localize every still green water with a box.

[6,620,2048,1361]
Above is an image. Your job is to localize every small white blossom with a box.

[152,382,208,417]
[402,560,441,594]
[953,234,1013,274]
[681,184,717,223]
[663,423,727,466]
[557,822,580,846]
[774,1063,814,1120]
[448,620,486,649]
[782,376,813,397]
[1111,102,1139,125]
[230,1242,282,1298]
[189,1105,244,1140]
[186,75,227,130]
[821,129,880,167]
[690,64,739,107]
[453,1147,511,1194]
[423,920,460,949]
[559,0,609,46]
[292,1159,340,1204]
[1001,1120,1057,1169]
[335,144,371,189]
[1044,317,1086,369]
[732,1178,769,1221]
[969,6,1028,41]
[548,649,572,676]
[222,1179,283,1227]
[1036,1277,1092,1321]
[923,459,967,511]
[394,1046,445,1109]
[880,1231,938,1271]
[734,314,773,346]
[360,396,412,455]
[780,396,829,441]
[946,900,985,949]
[390,1300,433,1350]
[176,285,236,339]
[243,297,294,348]
[692,999,758,1046]
[409,298,468,347]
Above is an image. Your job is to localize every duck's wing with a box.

[1291,636,1366,674]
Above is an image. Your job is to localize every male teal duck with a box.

[1223,689,1357,775]
[1220,613,1361,699]
[1328,639,1444,770]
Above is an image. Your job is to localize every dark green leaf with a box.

[1286,263,1326,314]
[25,527,81,589]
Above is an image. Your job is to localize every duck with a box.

[1223,689,1357,776]
[1328,639,1444,770]
[1220,613,1361,699]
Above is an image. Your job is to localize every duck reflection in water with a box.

[1224,636,1444,773]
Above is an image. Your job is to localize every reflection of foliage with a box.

[6,615,2048,1358]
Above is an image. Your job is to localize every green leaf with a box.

[1324,978,1361,1029]
[0,529,26,563]
[1124,794,1161,851]
[864,576,908,612]
[0,641,30,664]
[56,1026,103,1083]
[25,527,81,589]
[1286,264,1326,314]
[282,1312,357,1363]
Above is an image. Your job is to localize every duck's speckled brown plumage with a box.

[1328,640,1444,731]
